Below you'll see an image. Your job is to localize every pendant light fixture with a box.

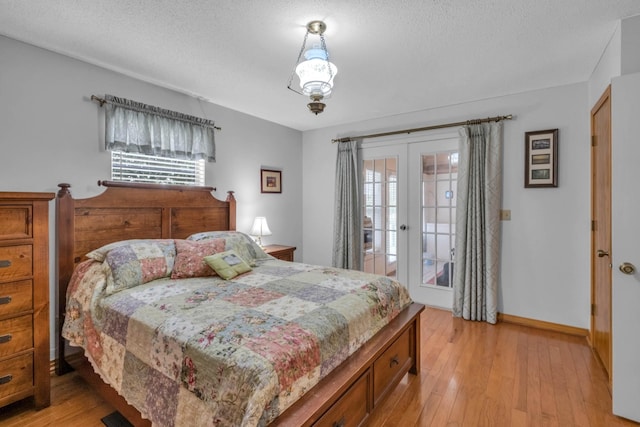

[287,20,338,115]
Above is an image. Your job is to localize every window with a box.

[111,151,205,186]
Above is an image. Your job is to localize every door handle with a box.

[619,262,636,275]
[597,249,609,258]
[400,224,407,231]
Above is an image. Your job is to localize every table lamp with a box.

[250,216,272,247]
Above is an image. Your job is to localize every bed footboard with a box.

[272,302,424,426]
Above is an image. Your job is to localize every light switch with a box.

[500,209,511,221]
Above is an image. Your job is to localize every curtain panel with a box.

[453,122,503,324]
[332,140,361,270]
[104,94,216,162]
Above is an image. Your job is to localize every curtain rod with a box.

[90,95,222,131]
[331,114,513,143]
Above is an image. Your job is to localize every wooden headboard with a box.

[55,180,236,374]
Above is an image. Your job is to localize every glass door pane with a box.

[362,156,398,278]
[408,135,460,308]
[421,150,457,287]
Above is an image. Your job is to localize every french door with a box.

[361,132,458,308]
[362,144,408,285]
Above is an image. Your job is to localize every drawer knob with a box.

[0,374,12,385]
[0,260,11,268]
[390,355,400,368]
[0,296,11,305]
[0,334,12,344]
[332,416,346,427]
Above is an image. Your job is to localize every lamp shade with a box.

[295,47,338,98]
[250,217,272,237]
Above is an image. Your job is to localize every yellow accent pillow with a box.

[204,250,252,280]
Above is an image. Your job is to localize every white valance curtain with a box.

[453,122,503,324]
[104,94,216,162]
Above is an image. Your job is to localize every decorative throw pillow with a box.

[104,240,176,295]
[187,231,271,266]
[171,238,226,279]
[86,239,172,262]
[204,250,252,280]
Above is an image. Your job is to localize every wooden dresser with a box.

[0,192,54,409]
[263,244,296,261]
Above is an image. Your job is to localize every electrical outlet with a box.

[500,209,511,221]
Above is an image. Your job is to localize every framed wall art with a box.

[260,169,282,193]
[524,129,558,188]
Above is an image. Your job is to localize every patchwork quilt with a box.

[63,237,412,427]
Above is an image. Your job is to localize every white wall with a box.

[589,14,640,106]
[588,22,621,106]
[0,36,304,359]
[302,83,590,329]
[621,14,640,75]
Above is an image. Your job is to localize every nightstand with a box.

[263,244,296,261]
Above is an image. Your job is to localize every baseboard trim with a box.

[498,313,588,337]
[424,306,588,337]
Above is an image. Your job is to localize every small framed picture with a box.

[525,129,558,188]
[260,169,282,193]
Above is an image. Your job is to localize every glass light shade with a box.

[250,217,272,246]
[295,47,338,97]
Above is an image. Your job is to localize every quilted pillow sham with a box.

[203,250,252,280]
[86,239,172,262]
[186,231,271,266]
[104,240,176,295]
[171,238,226,279]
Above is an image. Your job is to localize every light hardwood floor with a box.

[1,307,637,426]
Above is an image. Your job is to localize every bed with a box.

[56,180,424,426]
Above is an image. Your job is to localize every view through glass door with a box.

[408,138,458,308]
[361,134,458,309]
[361,145,407,285]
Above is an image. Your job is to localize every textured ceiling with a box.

[2,1,640,131]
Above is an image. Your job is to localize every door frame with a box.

[590,85,612,383]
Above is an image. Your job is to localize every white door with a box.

[361,132,459,309]
[361,144,408,285]
[408,136,458,309]
[611,73,640,422]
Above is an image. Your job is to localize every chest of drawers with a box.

[0,192,54,409]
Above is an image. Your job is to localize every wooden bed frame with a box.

[55,180,424,426]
